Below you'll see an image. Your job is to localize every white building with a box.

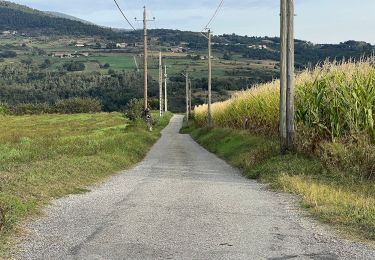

[116,43,127,48]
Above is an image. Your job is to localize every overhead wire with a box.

[113,0,136,31]
[203,0,224,31]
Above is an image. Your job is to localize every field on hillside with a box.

[0,112,172,256]
[0,35,280,112]
[0,36,278,79]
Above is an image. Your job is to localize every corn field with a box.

[194,60,375,143]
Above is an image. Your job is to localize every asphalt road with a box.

[18,115,375,259]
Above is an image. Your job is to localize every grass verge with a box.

[0,112,172,257]
[182,123,375,244]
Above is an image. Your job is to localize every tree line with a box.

[0,63,159,112]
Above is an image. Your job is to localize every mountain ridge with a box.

[44,11,95,25]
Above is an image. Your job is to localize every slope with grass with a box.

[190,60,375,242]
[0,112,172,257]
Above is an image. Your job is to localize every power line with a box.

[113,0,136,31]
[204,0,224,31]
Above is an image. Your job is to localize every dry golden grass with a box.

[195,59,375,140]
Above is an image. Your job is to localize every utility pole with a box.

[208,29,212,127]
[143,6,148,111]
[185,72,189,121]
[159,51,163,117]
[135,6,155,120]
[135,6,154,111]
[189,79,192,115]
[164,64,168,112]
[280,0,295,152]
[286,0,295,151]
[280,0,287,154]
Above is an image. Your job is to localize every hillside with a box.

[44,11,95,25]
[0,1,122,39]
[0,1,374,66]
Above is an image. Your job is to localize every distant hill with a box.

[0,1,124,39]
[0,1,374,67]
[44,11,95,25]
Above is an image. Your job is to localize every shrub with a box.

[0,50,17,58]
[55,97,102,114]
[63,61,85,72]
[0,104,6,115]
[6,98,102,115]
[8,103,53,115]
[123,98,144,121]
[39,59,51,69]
[100,63,110,69]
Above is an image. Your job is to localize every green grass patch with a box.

[183,124,375,244]
[0,112,172,257]
[91,55,137,71]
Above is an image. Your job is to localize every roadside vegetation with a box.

[190,60,375,242]
[0,112,172,256]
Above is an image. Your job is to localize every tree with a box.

[100,63,110,69]
[63,61,85,72]
[223,52,232,60]
[0,50,17,58]
[39,59,51,69]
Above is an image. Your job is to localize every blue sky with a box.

[12,0,375,44]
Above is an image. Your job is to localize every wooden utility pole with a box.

[159,51,163,117]
[280,0,295,152]
[208,29,213,127]
[280,0,287,153]
[143,6,148,111]
[164,64,168,112]
[286,0,295,151]
[185,72,189,121]
[189,79,192,115]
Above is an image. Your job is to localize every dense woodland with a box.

[0,62,249,112]
[0,64,155,111]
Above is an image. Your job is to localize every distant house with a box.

[199,55,214,60]
[52,52,72,58]
[75,44,85,47]
[2,30,18,36]
[116,43,127,49]
[80,52,90,57]
[248,45,267,50]
[171,47,187,53]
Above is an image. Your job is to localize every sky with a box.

[12,0,375,44]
